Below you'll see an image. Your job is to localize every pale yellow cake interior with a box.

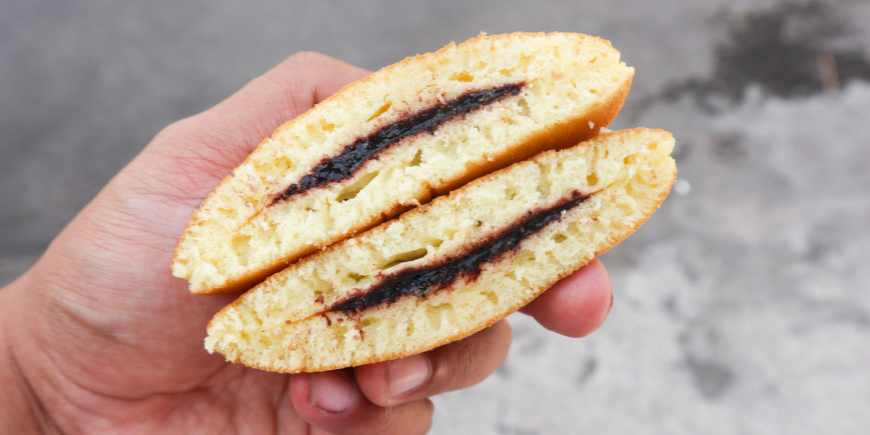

[206,128,676,373]
[172,32,634,294]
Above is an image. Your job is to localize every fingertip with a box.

[356,353,435,407]
[290,371,434,435]
[357,320,512,409]
[290,371,360,417]
[288,372,311,421]
[520,258,613,338]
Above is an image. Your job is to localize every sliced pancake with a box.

[172,32,634,294]
[205,128,676,373]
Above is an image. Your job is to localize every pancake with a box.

[172,32,634,294]
[205,128,676,373]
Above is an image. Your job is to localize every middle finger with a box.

[354,319,512,407]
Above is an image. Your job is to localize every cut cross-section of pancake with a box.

[205,128,676,373]
[172,32,634,294]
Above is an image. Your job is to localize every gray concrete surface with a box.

[2,0,869,433]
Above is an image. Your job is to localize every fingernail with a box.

[387,354,431,398]
[310,372,358,413]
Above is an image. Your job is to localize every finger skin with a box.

[129,51,372,206]
[171,50,371,157]
[519,258,613,338]
[289,371,433,435]
[354,319,512,407]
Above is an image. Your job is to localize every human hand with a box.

[0,52,613,434]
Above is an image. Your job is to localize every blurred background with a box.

[2,0,868,433]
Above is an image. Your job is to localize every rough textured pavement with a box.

[2,0,869,433]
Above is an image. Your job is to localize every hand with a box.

[0,52,613,434]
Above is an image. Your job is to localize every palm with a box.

[12,55,366,433]
[46,185,291,431]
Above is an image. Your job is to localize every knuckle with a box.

[432,323,513,390]
[286,50,333,67]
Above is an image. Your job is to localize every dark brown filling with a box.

[273,82,525,203]
[330,192,587,315]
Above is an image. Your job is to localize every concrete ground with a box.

[2,0,868,433]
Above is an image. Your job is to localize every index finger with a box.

[137,52,371,202]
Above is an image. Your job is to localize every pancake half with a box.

[172,32,634,294]
[205,128,676,373]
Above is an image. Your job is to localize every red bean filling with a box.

[273,82,525,203]
[330,191,587,314]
